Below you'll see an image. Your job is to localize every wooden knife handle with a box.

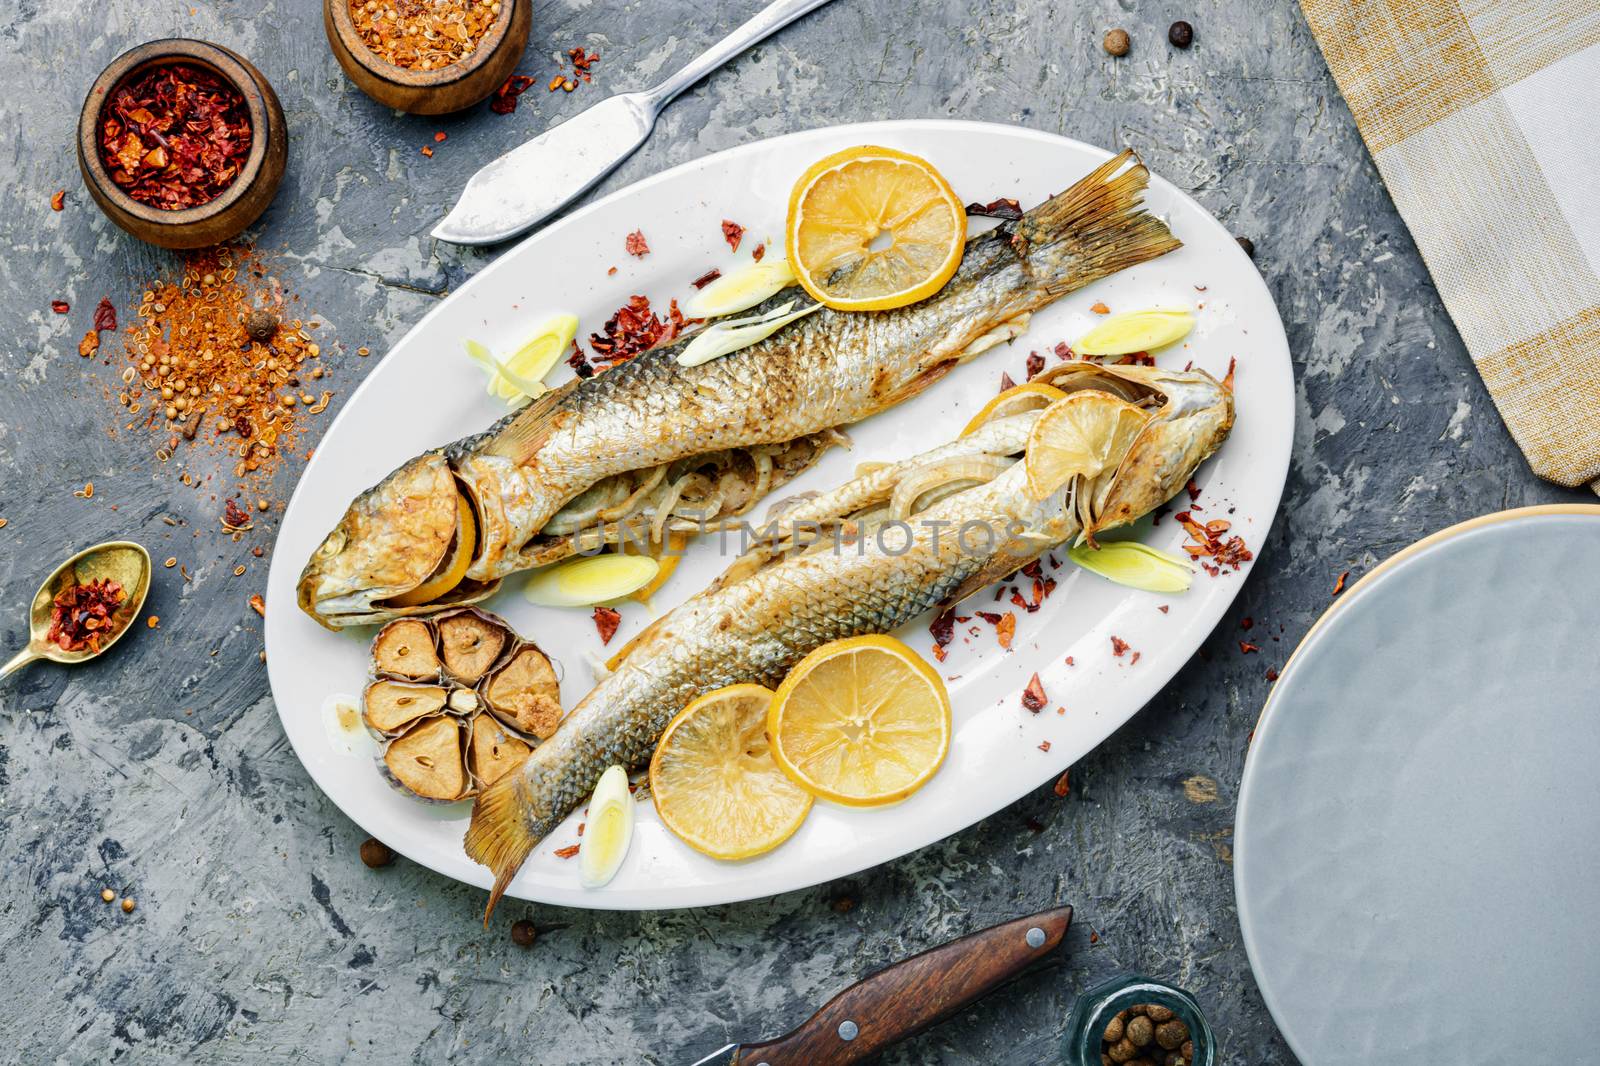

[732,905,1071,1066]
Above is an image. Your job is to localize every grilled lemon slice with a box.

[960,382,1069,437]
[1023,392,1151,501]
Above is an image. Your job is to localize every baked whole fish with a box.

[297,151,1180,628]
[465,363,1234,914]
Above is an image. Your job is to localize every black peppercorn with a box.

[510,919,537,947]
[1168,21,1194,48]
[245,308,279,342]
[359,837,395,868]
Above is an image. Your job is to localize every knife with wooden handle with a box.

[687,905,1072,1066]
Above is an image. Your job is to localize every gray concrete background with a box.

[0,1,1585,1063]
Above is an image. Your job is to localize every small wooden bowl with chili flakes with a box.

[78,39,288,250]
[325,0,530,115]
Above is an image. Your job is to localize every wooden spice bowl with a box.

[78,39,288,251]
[325,0,530,115]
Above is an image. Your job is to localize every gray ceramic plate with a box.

[1235,506,1600,1064]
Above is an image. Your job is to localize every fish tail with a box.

[1018,149,1181,291]
[463,771,540,924]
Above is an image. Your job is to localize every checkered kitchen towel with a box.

[1301,0,1600,491]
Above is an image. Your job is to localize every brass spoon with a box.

[0,541,152,680]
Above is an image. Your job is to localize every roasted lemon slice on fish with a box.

[960,382,1069,437]
[650,684,814,860]
[1023,392,1151,501]
[767,635,951,807]
[387,493,476,608]
[786,146,966,311]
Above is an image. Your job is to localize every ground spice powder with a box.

[350,0,503,71]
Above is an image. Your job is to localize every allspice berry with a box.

[1155,1019,1188,1050]
[1144,1006,1175,1023]
[245,309,280,342]
[1103,1014,1126,1043]
[1103,29,1131,57]
[1107,1038,1138,1064]
[1126,1014,1155,1046]
[1168,20,1194,48]
[510,919,537,947]
[359,837,396,868]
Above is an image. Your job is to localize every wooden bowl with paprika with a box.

[325,0,530,115]
[78,39,288,250]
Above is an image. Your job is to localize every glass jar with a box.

[1061,973,1215,1066]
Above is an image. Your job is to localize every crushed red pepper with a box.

[1332,570,1350,597]
[99,64,252,210]
[586,295,693,369]
[94,298,117,333]
[1175,510,1253,575]
[1021,673,1047,713]
[46,578,127,653]
[965,197,1023,221]
[51,300,69,314]
[489,74,536,114]
[553,844,581,859]
[50,190,66,211]
[1025,352,1045,380]
[624,230,649,258]
[1053,770,1071,797]
[592,605,621,644]
[752,242,766,262]
[1239,641,1259,654]
[691,268,721,289]
[998,371,1017,394]
[1110,635,1130,657]
[721,220,744,252]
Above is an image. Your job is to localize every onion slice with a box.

[579,765,635,888]
[1067,541,1194,593]
[676,300,823,368]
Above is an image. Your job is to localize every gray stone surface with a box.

[0,1,1587,1063]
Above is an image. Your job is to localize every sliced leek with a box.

[578,765,635,889]
[1067,541,1194,593]
[682,257,796,318]
[523,554,660,607]
[464,313,579,405]
[1075,307,1195,357]
[676,300,822,368]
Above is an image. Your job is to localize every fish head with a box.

[296,452,495,628]
[1035,363,1234,537]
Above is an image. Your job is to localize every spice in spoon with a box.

[46,578,128,653]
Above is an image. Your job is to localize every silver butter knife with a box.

[433,0,839,246]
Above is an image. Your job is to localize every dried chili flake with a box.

[752,242,766,262]
[964,197,1023,221]
[1266,667,1280,681]
[50,190,65,211]
[1037,742,1051,754]
[588,295,695,368]
[624,230,650,258]
[1110,635,1130,657]
[420,145,434,158]
[1053,770,1071,797]
[1090,302,1110,314]
[975,611,1002,625]
[223,498,251,530]
[998,371,1017,394]
[1115,352,1155,367]
[1239,641,1260,654]
[1186,478,1202,502]
[1222,356,1237,392]
[46,577,127,653]
[1025,352,1045,380]
[721,220,744,252]
[592,605,621,644]
[929,609,956,649]
[51,300,69,314]
[1240,616,1253,630]
[553,844,581,859]
[1054,342,1073,360]
[1175,509,1253,573]
[567,339,594,379]
[691,268,722,289]
[1332,570,1350,597]
[1021,673,1047,712]
[1064,655,1075,667]
[995,612,1016,650]
[433,131,447,143]
[99,64,252,211]
[78,331,100,357]
[489,74,536,114]
[1130,651,1141,665]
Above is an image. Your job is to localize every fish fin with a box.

[481,378,580,463]
[464,772,538,924]
[1017,149,1182,291]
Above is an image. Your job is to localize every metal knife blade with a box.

[432,0,839,246]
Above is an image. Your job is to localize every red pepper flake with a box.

[1175,509,1253,574]
[1021,672,1047,713]
[930,609,956,649]
[1130,651,1141,665]
[553,844,581,859]
[964,197,1024,221]
[50,190,65,211]
[1110,635,1130,657]
[998,371,1017,394]
[624,230,650,258]
[489,74,536,114]
[1063,655,1074,667]
[1025,352,1045,380]
[1053,341,1073,360]
[1037,741,1051,753]
[1239,641,1259,654]
[93,297,117,333]
[752,242,766,262]
[932,644,947,663]
[1114,351,1155,367]
[78,330,100,358]
[1240,616,1253,630]
[1157,605,1169,614]
[46,577,127,653]
[588,294,696,368]
[249,593,266,618]
[1186,478,1202,501]
[1222,356,1237,392]
[567,339,594,379]
[223,497,250,528]
[419,145,433,158]
[592,605,621,644]
[606,266,618,277]
[691,268,722,289]
[1090,301,1110,314]
[51,300,70,314]
[1266,667,1280,681]
[721,219,744,252]
[433,131,447,143]
[995,612,1016,650]
[1332,570,1350,597]
[99,64,252,211]
[1053,770,1071,797]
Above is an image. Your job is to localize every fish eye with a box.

[318,531,347,558]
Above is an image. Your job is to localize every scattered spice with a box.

[624,230,649,258]
[223,498,252,530]
[46,578,127,653]
[721,220,744,252]
[510,919,538,947]
[592,605,621,644]
[248,593,266,617]
[1025,352,1045,380]
[1102,1004,1192,1064]
[51,300,69,314]
[930,609,956,650]
[585,294,693,369]
[420,145,434,158]
[146,616,160,629]
[101,888,116,903]
[1332,569,1350,597]
[99,63,252,210]
[79,331,100,357]
[1021,673,1047,713]
[964,197,1023,221]
[348,0,501,71]
[995,612,1016,650]
[553,844,581,859]
[752,242,766,262]
[1103,28,1131,56]
[1175,510,1253,575]
[51,190,66,211]
[0,518,7,529]
[1090,301,1111,314]
[1110,635,1130,657]
[94,298,117,333]
[1239,641,1259,654]
[691,268,722,289]
[490,74,536,114]
[359,837,396,868]
[1054,770,1071,797]
[566,339,594,379]
[1037,741,1051,753]
[1168,20,1195,48]
[434,131,448,143]
[246,309,282,341]
[121,898,136,914]
[998,371,1017,394]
